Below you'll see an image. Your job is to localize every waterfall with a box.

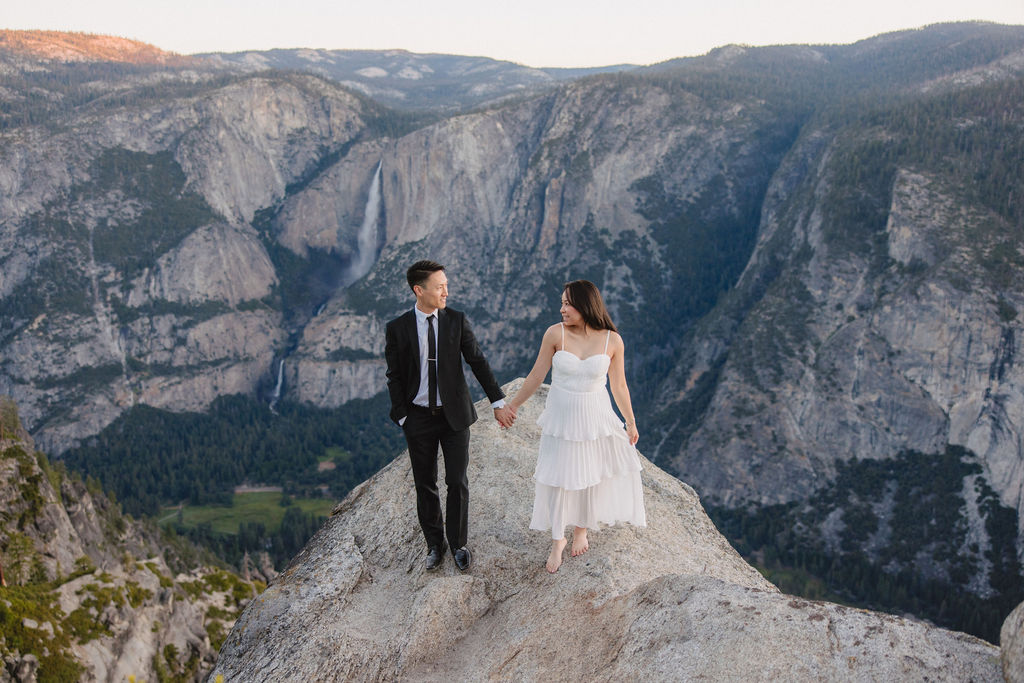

[269,359,285,413]
[341,160,383,286]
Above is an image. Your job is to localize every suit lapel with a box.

[404,311,419,371]
[438,308,456,361]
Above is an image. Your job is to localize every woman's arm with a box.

[607,332,639,445]
[507,324,560,412]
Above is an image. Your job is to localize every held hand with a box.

[625,423,639,446]
[494,405,516,429]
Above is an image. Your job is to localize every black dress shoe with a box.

[426,542,447,571]
[453,546,472,572]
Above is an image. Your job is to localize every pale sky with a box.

[4,0,1024,68]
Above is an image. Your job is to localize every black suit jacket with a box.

[385,306,504,432]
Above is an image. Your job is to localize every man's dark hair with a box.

[407,260,445,291]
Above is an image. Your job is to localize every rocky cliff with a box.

[279,66,797,408]
[211,384,1001,681]
[654,41,1024,608]
[0,63,373,453]
[0,397,267,681]
[277,28,1024,615]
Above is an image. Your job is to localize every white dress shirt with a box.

[412,305,441,408]
[398,306,504,425]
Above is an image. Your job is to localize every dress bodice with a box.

[550,350,610,394]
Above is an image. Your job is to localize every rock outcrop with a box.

[212,382,999,681]
[1004,601,1024,682]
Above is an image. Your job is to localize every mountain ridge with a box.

[196,47,636,111]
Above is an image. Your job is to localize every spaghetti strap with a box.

[560,322,565,352]
[604,330,611,354]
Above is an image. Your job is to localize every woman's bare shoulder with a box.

[534,323,562,351]
[608,330,626,352]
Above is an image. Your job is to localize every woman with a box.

[507,280,646,573]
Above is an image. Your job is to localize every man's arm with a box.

[458,313,505,403]
[384,321,407,426]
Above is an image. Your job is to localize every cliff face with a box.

[282,73,793,405]
[211,384,1000,681]
[668,148,1024,507]
[0,398,267,681]
[0,69,370,453]
[656,56,1024,593]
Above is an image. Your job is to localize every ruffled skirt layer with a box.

[530,469,646,539]
[530,385,647,539]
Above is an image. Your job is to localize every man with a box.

[385,260,514,572]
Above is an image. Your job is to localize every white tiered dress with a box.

[529,326,647,540]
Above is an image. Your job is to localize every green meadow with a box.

[158,491,336,535]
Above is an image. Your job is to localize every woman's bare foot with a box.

[571,527,589,557]
[546,538,567,573]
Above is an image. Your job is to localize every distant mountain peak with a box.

[0,29,196,65]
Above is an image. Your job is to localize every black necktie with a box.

[427,314,437,409]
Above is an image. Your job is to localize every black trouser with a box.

[403,404,470,550]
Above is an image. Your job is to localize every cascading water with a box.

[271,162,383,408]
[341,160,383,287]
[269,359,285,413]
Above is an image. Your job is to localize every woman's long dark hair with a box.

[564,280,617,332]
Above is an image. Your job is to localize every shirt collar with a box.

[414,306,439,324]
